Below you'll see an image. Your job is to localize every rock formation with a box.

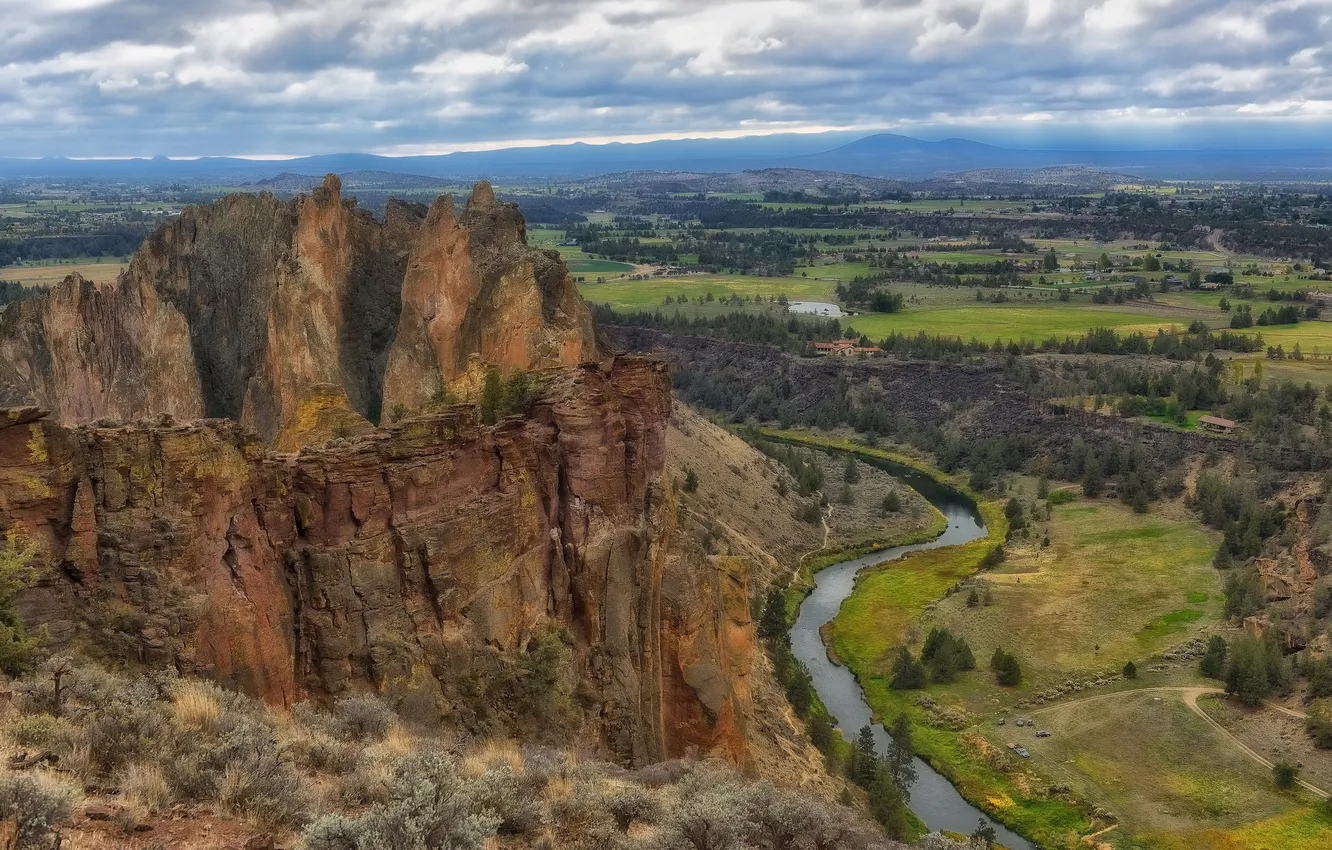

[1,358,749,765]
[381,182,597,414]
[0,176,596,447]
[0,183,750,767]
[0,273,203,423]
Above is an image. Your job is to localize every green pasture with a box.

[576,274,835,310]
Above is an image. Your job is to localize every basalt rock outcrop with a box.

[0,179,751,767]
[0,273,203,423]
[1,358,749,766]
[0,175,596,446]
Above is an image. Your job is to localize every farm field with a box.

[0,260,125,286]
[578,273,835,310]
[843,303,1186,343]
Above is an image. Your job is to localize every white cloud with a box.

[0,0,1329,156]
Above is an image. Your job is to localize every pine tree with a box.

[1199,635,1227,678]
[884,715,917,798]
[852,725,878,787]
[757,588,787,643]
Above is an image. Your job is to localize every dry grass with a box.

[170,679,222,733]
[0,262,124,287]
[462,739,525,778]
[121,762,171,813]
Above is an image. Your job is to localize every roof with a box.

[1199,415,1238,428]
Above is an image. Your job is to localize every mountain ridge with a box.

[6,130,1332,181]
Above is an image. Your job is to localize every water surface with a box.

[789,451,1033,849]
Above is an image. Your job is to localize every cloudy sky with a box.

[3,0,1332,158]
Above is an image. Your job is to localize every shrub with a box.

[289,724,360,776]
[6,714,60,749]
[991,648,1022,686]
[170,678,223,734]
[1224,634,1290,706]
[1199,635,1227,679]
[1272,760,1299,790]
[0,533,43,676]
[1122,661,1138,680]
[604,784,658,831]
[122,762,172,813]
[470,764,542,835]
[661,765,758,850]
[302,752,500,850]
[881,491,902,514]
[1307,710,1332,749]
[979,546,1005,570]
[684,469,700,493]
[335,694,395,743]
[920,628,976,684]
[0,772,77,849]
[82,678,169,776]
[889,647,927,690]
[1305,657,1332,699]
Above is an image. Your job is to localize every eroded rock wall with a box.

[0,176,595,447]
[380,184,597,414]
[0,359,748,766]
[0,275,203,423]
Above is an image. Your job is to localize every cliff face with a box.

[0,179,750,767]
[0,359,749,766]
[0,274,203,423]
[0,176,595,446]
[380,183,597,414]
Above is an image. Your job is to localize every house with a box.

[813,341,856,356]
[1199,415,1240,433]
[813,341,880,357]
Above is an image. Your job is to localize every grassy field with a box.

[927,498,1223,696]
[0,260,125,286]
[836,494,1222,707]
[1032,691,1328,849]
[567,258,634,275]
[578,274,836,309]
[825,469,1269,848]
[844,304,1185,343]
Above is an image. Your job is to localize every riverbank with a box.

[768,431,1108,846]
[779,432,1037,848]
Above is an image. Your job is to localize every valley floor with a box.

[772,431,1332,849]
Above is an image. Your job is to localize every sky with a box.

[3,0,1332,159]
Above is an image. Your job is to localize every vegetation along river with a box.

[789,452,1034,850]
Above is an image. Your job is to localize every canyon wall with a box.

[0,358,748,765]
[0,176,595,446]
[0,179,750,767]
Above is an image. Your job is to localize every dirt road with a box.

[1030,686,1328,799]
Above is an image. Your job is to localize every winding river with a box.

[788,451,1034,850]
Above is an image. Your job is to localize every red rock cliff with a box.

[0,358,749,766]
[0,176,596,447]
[0,179,747,767]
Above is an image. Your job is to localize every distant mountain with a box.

[0,132,867,182]
[790,133,1332,180]
[576,168,905,195]
[3,130,1332,182]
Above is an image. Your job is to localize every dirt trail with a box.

[1031,686,1328,799]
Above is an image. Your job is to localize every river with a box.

[788,451,1034,850]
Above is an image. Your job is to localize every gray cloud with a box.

[2,0,1331,157]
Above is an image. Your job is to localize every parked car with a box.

[1036,730,1051,738]
[1014,746,1030,758]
